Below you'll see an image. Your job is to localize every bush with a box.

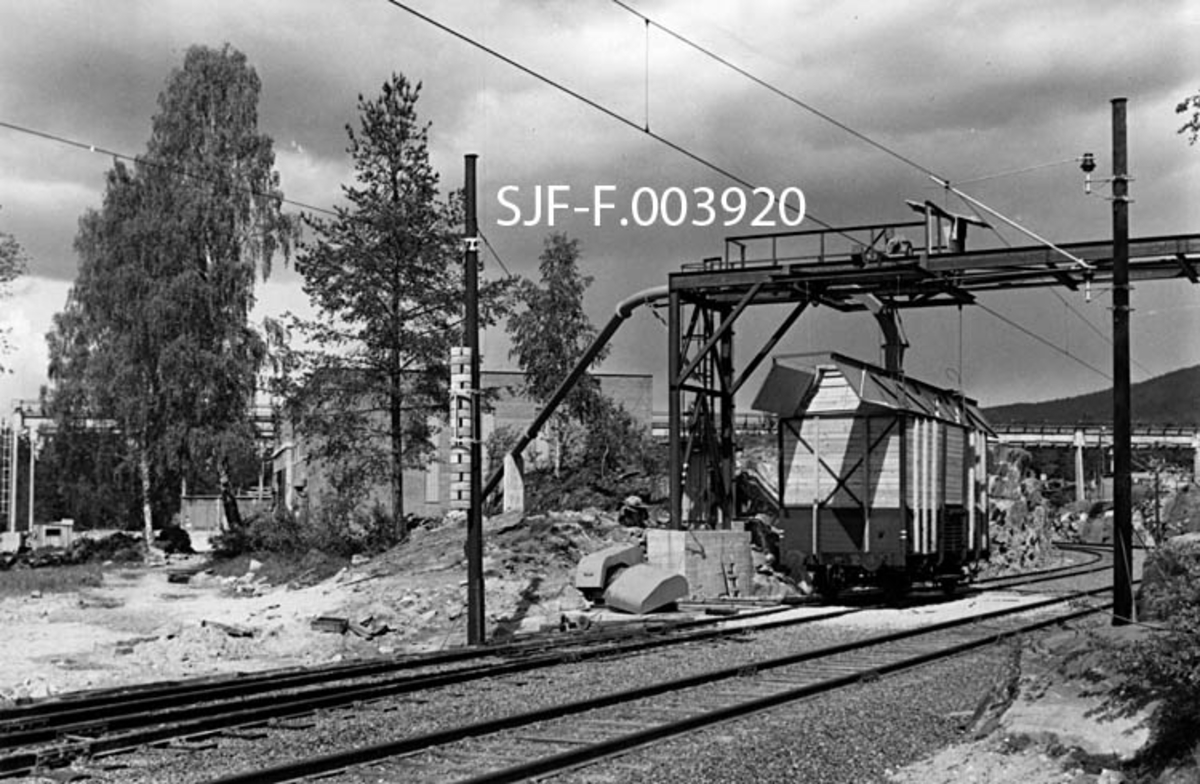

[211,505,302,558]
[1095,535,1200,772]
[154,526,193,555]
[211,498,403,560]
[301,495,401,557]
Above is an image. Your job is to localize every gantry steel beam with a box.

[666,227,1200,530]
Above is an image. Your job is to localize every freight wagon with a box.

[751,352,991,597]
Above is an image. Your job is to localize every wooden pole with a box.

[1111,97,1134,626]
[464,154,485,644]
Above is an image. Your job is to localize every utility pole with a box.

[463,154,486,645]
[1111,97,1134,626]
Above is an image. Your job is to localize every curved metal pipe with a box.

[482,285,670,500]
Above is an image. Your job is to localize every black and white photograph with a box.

[0,2,1198,782]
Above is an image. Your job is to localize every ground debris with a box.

[309,615,349,634]
[201,620,255,638]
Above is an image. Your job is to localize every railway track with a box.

[0,606,860,779]
[0,543,1113,781]
[202,584,1117,783]
[972,541,1110,591]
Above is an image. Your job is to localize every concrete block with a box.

[646,529,754,600]
[603,563,688,614]
[575,543,643,597]
[503,452,525,514]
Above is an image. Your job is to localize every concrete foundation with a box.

[646,528,754,600]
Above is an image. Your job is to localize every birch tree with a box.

[46,45,294,540]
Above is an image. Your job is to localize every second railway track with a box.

[203,583,1118,783]
[1,543,1117,782]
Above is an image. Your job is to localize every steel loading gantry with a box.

[482,208,1200,528]
[662,210,1200,530]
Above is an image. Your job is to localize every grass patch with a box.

[0,563,104,598]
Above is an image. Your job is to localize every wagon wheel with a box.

[879,569,912,603]
[814,568,841,601]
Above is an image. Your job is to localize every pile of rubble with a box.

[0,532,145,570]
[319,509,644,647]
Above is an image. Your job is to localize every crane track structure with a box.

[0,546,1111,780]
[486,222,1200,534]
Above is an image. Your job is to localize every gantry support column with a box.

[717,305,735,528]
[668,290,683,530]
[873,306,908,374]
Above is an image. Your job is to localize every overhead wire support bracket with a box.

[931,175,1094,272]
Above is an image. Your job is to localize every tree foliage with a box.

[1095,539,1200,772]
[0,213,27,371]
[34,428,146,530]
[284,73,510,533]
[45,44,294,537]
[1178,88,1200,145]
[506,233,608,473]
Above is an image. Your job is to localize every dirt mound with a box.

[324,509,642,648]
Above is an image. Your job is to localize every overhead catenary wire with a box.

[975,300,1110,382]
[952,191,1150,379]
[477,230,512,277]
[950,157,1084,187]
[607,0,1141,387]
[608,0,1092,272]
[0,118,519,283]
[386,0,1133,388]
[381,0,851,236]
[0,119,341,220]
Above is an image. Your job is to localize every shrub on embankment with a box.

[1093,534,1200,777]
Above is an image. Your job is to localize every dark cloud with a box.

[0,0,1197,406]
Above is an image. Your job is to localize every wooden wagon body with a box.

[751,352,991,593]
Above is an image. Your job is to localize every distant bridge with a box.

[652,414,1200,452]
[991,423,1200,451]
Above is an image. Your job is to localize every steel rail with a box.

[0,597,796,728]
[0,606,861,777]
[458,601,1108,784]
[203,585,1115,784]
[972,543,1109,590]
[0,551,1108,778]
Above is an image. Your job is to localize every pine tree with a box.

[288,74,509,535]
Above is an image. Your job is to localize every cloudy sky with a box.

[0,0,1198,413]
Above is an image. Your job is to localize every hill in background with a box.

[984,364,1200,427]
